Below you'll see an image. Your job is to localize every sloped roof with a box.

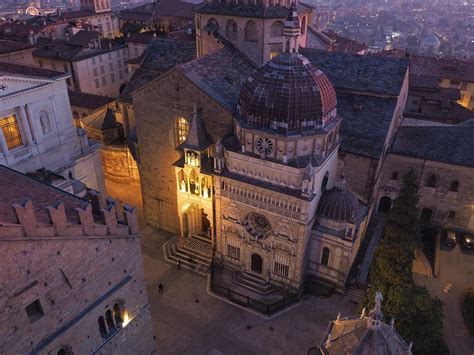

[195,3,311,18]
[180,106,212,151]
[120,37,195,101]
[68,90,115,110]
[119,0,196,21]
[81,108,121,130]
[391,125,474,167]
[0,61,65,79]
[300,48,409,96]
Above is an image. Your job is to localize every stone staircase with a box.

[345,285,366,303]
[163,235,212,276]
[232,271,276,295]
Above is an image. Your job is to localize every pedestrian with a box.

[176,261,181,270]
[158,283,163,293]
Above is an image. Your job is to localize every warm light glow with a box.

[121,309,132,327]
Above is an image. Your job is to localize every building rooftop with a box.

[177,46,256,112]
[64,9,110,20]
[120,37,196,101]
[0,61,65,79]
[0,165,87,224]
[410,55,474,82]
[81,108,120,130]
[0,40,34,54]
[119,0,197,22]
[195,2,312,18]
[125,32,156,45]
[300,48,409,96]
[391,125,474,167]
[68,90,115,110]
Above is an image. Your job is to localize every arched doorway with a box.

[251,253,263,274]
[378,196,392,214]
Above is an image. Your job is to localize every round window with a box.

[256,136,273,155]
[243,212,271,239]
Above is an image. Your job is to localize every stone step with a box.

[233,272,276,295]
[162,235,210,276]
[182,237,213,258]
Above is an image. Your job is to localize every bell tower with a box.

[195,0,311,65]
[174,104,215,247]
[80,0,111,13]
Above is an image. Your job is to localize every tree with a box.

[364,170,448,354]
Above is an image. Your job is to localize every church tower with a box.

[174,105,215,247]
[195,0,312,65]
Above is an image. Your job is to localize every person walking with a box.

[158,283,163,293]
[176,261,181,270]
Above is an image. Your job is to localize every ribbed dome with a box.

[422,34,440,47]
[237,52,337,135]
[317,187,360,222]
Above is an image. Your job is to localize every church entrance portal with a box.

[181,204,211,241]
[378,196,392,214]
[251,254,263,274]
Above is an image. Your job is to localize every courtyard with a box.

[140,227,357,354]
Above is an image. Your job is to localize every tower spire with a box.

[283,2,300,53]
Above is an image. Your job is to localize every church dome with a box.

[421,34,440,48]
[237,52,337,135]
[317,185,360,222]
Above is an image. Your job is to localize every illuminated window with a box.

[176,117,189,145]
[0,114,23,150]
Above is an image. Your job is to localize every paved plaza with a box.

[141,228,357,355]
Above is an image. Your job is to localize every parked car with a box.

[445,230,457,247]
[462,234,473,249]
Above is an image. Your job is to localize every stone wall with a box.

[133,70,234,232]
[377,153,474,232]
[0,201,155,354]
[101,144,140,185]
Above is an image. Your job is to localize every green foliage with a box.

[363,169,448,353]
[121,23,142,35]
[462,287,474,335]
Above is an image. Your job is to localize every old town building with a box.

[0,62,106,197]
[0,165,155,354]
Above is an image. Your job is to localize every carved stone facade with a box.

[0,166,155,354]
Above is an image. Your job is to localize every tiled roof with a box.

[68,90,115,110]
[300,48,409,96]
[176,46,256,112]
[81,108,120,130]
[391,125,474,167]
[410,55,474,82]
[404,101,473,124]
[337,92,398,159]
[0,61,65,79]
[119,0,196,21]
[0,40,34,54]
[195,3,311,18]
[120,38,196,101]
[125,33,155,44]
[0,165,87,224]
[64,9,109,20]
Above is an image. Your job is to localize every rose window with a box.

[243,212,271,239]
[256,136,273,155]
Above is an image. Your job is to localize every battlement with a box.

[0,197,139,239]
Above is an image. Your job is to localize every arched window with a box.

[201,176,212,198]
[98,316,108,338]
[321,171,329,192]
[113,302,128,326]
[450,180,459,192]
[105,309,116,330]
[270,21,284,37]
[420,208,433,222]
[205,18,219,32]
[189,169,199,195]
[245,20,257,42]
[225,19,238,40]
[57,346,73,355]
[426,175,436,188]
[301,16,306,34]
[321,247,330,266]
[177,169,187,192]
[176,117,189,145]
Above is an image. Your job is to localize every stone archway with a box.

[251,253,263,274]
[180,204,212,242]
[378,196,392,214]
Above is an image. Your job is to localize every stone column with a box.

[0,130,9,156]
[19,105,34,146]
[179,213,184,239]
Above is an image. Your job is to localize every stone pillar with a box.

[179,213,184,239]
[0,130,9,156]
[19,105,34,146]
